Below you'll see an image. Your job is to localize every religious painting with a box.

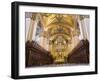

[11,2,97,79]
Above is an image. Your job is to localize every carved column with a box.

[27,14,39,41]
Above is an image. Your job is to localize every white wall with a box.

[0,0,99,81]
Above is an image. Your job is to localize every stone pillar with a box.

[27,14,39,41]
[32,15,39,41]
[83,18,90,41]
[80,17,89,40]
[78,17,84,40]
[27,18,34,41]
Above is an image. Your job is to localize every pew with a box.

[26,41,54,67]
[67,40,89,64]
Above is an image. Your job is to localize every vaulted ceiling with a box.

[31,13,81,44]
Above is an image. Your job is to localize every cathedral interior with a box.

[25,12,89,67]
